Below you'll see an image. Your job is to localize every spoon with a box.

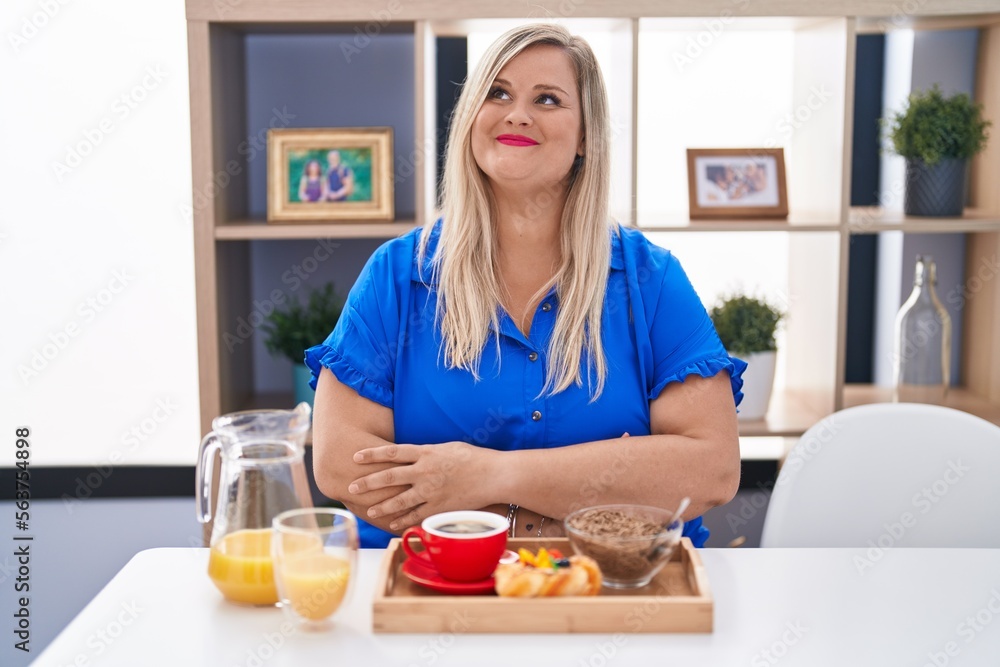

[644,496,690,562]
[667,496,690,531]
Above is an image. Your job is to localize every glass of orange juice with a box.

[271,508,358,630]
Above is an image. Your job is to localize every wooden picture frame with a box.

[686,148,788,220]
[267,127,394,222]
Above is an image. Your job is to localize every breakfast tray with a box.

[372,537,713,633]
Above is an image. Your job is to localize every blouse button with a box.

[541,302,552,312]
[528,352,538,362]
[531,410,542,421]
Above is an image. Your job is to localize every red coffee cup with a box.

[401,511,508,582]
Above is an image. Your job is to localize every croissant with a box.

[494,554,602,597]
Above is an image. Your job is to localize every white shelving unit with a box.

[185,1,1000,441]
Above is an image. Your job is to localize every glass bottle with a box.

[893,256,952,403]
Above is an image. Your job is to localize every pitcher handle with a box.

[196,432,221,523]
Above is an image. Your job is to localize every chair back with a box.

[760,403,1000,548]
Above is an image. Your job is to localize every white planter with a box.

[737,351,777,422]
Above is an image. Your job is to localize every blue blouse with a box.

[306,222,746,548]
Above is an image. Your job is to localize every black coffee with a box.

[435,521,495,534]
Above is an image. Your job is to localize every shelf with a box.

[737,388,831,437]
[739,436,797,461]
[848,207,1000,234]
[216,219,419,240]
[187,1,999,23]
[855,13,1000,34]
[843,384,1000,428]
[636,214,840,233]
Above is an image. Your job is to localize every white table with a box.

[37,547,1000,666]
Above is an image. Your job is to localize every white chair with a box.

[760,403,1000,548]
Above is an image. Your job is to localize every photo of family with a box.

[687,148,788,219]
[290,148,371,204]
[268,127,394,222]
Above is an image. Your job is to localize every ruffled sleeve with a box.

[303,235,412,409]
[642,247,746,407]
[304,340,393,408]
[651,355,747,408]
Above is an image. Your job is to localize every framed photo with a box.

[267,127,394,222]
[686,148,788,220]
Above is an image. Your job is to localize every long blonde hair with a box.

[419,23,613,399]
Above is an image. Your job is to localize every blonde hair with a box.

[419,23,613,399]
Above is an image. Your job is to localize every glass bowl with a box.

[564,504,684,589]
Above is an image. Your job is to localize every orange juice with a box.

[277,554,351,620]
[207,528,277,605]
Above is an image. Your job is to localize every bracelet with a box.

[506,503,547,538]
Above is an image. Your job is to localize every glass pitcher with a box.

[196,403,313,605]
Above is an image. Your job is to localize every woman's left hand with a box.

[347,442,497,531]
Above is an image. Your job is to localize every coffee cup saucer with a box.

[401,550,518,595]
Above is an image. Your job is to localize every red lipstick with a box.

[496,134,539,147]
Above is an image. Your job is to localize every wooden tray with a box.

[372,537,713,633]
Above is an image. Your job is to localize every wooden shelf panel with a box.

[635,210,840,233]
[186,1,997,23]
[216,219,419,240]
[856,13,1000,34]
[842,384,1000,427]
[739,436,797,461]
[848,207,1000,234]
[737,388,831,437]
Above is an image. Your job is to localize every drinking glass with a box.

[271,508,358,630]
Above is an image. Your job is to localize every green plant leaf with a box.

[883,85,991,165]
[710,293,784,356]
[262,282,345,364]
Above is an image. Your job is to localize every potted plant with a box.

[710,293,784,421]
[262,283,344,409]
[883,85,991,217]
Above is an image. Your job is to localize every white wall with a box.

[1,0,199,465]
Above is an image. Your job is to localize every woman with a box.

[305,24,746,549]
[298,159,326,202]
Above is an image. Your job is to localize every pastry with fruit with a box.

[494,548,602,597]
